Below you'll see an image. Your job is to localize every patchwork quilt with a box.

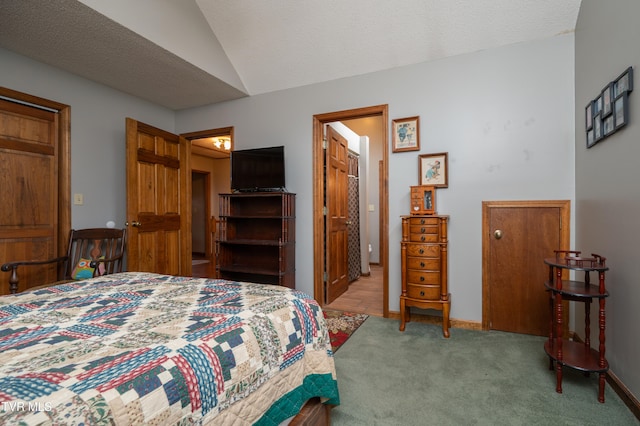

[0,272,339,425]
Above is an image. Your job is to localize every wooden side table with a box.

[543,250,609,402]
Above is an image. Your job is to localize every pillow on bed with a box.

[72,258,95,279]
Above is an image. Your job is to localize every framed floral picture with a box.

[392,116,420,152]
[419,152,448,188]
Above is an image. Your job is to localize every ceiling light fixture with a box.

[212,137,231,151]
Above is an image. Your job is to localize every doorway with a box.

[181,127,233,278]
[191,171,211,258]
[482,200,570,336]
[312,105,389,317]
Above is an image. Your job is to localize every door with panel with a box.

[325,125,349,303]
[483,201,570,336]
[126,118,191,276]
[0,88,70,295]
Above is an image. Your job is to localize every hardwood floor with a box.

[192,255,384,318]
[191,253,215,278]
[325,264,384,317]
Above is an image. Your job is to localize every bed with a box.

[0,272,339,425]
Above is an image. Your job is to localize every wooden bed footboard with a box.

[289,397,334,426]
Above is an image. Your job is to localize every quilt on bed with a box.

[0,272,339,425]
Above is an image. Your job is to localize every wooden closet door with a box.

[0,90,70,295]
[483,201,570,336]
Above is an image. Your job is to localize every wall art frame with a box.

[585,101,593,131]
[601,83,613,117]
[614,92,629,130]
[614,66,633,97]
[585,66,633,148]
[392,116,420,152]
[418,152,448,188]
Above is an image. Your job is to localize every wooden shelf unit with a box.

[543,250,609,402]
[217,192,295,288]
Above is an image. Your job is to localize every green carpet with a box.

[331,316,639,425]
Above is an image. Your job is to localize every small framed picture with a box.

[603,115,615,136]
[594,95,603,116]
[392,116,420,152]
[614,92,628,130]
[419,152,448,188]
[585,101,593,130]
[593,113,603,142]
[601,83,613,117]
[614,66,634,97]
[586,129,595,148]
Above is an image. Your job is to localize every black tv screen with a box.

[231,146,286,192]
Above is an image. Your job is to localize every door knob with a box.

[126,221,142,227]
[494,229,503,239]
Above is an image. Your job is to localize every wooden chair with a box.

[1,228,127,294]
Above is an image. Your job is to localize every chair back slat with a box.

[64,228,127,279]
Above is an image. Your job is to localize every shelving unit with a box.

[543,250,609,402]
[217,192,295,288]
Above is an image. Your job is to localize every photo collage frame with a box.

[586,67,633,148]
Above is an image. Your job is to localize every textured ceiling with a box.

[0,0,582,110]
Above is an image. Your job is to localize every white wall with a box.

[1,32,575,324]
[575,0,640,402]
[177,34,576,321]
[0,48,175,230]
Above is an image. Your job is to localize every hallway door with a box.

[126,118,192,276]
[325,126,349,303]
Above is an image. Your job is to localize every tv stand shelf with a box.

[217,192,295,288]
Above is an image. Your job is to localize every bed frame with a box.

[290,398,333,426]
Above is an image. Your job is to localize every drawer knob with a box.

[420,291,425,296]
[421,236,425,241]
[419,249,424,254]
[421,227,426,233]
[420,276,425,282]
[420,262,425,267]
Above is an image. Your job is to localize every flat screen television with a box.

[230,146,286,192]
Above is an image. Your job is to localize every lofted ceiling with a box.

[0,0,581,111]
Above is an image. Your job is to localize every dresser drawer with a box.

[406,284,441,300]
[406,256,440,270]
[409,232,439,243]
[406,244,440,258]
[407,270,440,285]
[409,224,438,234]
[408,217,439,226]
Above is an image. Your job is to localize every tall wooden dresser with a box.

[399,214,450,337]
